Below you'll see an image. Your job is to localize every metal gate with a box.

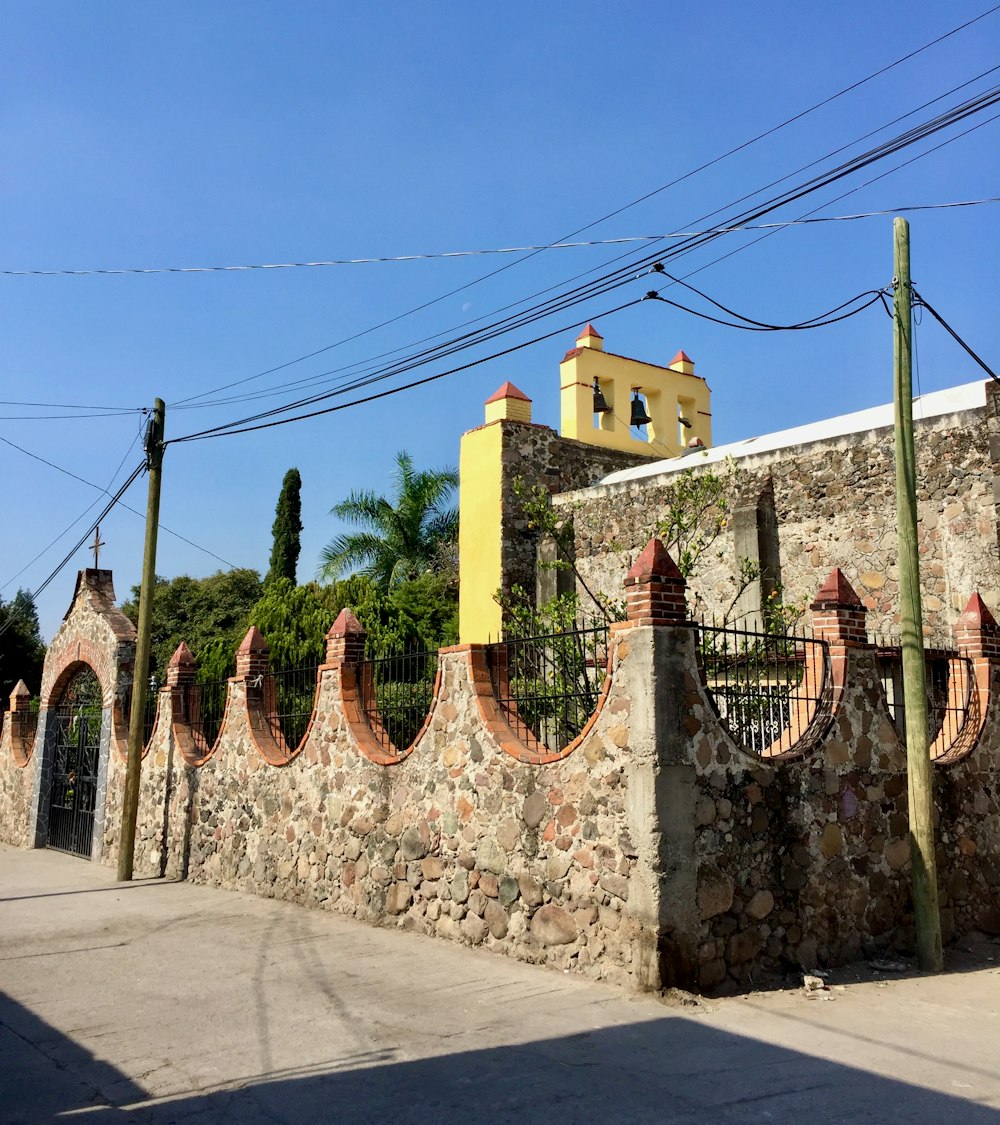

[47,667,104,858]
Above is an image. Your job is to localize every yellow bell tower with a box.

[559,324,711,456]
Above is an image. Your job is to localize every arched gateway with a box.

[30,569,137,860]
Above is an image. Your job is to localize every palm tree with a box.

[318,451,459,589]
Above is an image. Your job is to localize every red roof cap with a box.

[671,350,693,365]
[484,381,531,405]
[812,568,863,608]
[959,592,998,630]
[626,538,684,583]
[577,323,603,341]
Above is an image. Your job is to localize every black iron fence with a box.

[696,620,831,757]
[266,661,321,753]
[485,621,610,754]
[119,678,162,749]
[873,640,972,758]
[182,677,230,754]
[357,644,438,756]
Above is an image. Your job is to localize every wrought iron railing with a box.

[119,678,162,748]
[182,677,231,754]
[266,661,320,753]
[485,622,610,753]
[874,641,972,759]
[696,621,831,757]
[356,644,438,756]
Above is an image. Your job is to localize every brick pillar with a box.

[325,609,366,667]
[9,679,31,714]
[624,538,687,625]
[810,568,868,646]
[236,626,270,679]
[954,593,1000,659]
[165,642,196,688]
[165,641,196,725]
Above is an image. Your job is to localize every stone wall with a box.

[553,385,1000,637]
[6,561,1000,995]
[494,419,654,608]
[0,705,35,847]
[101,627,666,992]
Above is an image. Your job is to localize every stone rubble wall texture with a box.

[553,391,1000,637]
[6,564,1000,994]
[495,420,654,610]
[0,714,34,846]
[101,637,663,991]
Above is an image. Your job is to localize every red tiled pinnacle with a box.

[484,381,531,405]
[577,323,603,341]
[812,568,863,608]
[169,641,195,668]
[237,625,269,654]
[958,592,998,630]
[626,538,684,584]
[328,608,365,638]
[671,350,693,365]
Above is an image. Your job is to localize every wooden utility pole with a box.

[892,218,943,971]
[117,398,165,882]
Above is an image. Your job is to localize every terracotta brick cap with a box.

[237,625,269,654]
[625,538,684,584]
[811,567,863,609]
[9,679,29,707]
[484,380,531,405]
[671,349,693,365]
[958,592,998,630]
[561,347,584,362]
[328,608,365,638]
[577,322,603,341]
[169,641,196,668]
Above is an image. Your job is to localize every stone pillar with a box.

[325,609,366,667]
[8,680,35,766]
[624,538,687,625]
[810,568,868,646]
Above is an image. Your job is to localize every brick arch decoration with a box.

[38,569,137,753]
[465,632,619,766]
[338,657,445,766]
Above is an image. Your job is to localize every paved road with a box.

[1,844,998,1123]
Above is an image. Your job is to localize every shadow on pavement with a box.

[2,989,997,1124]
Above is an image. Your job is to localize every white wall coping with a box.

[597,380,988,488]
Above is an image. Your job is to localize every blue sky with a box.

[2,2,999,639]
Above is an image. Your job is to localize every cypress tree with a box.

[267,468,303,585]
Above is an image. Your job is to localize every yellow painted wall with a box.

[458,423,504,643]
[561,347,711,457]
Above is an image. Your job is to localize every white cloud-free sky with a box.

[2,2,999,638]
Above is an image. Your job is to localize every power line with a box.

[7,199,985,283]
[0,434,238,572]
[170,62,1000,418]
[168,81,1000,444]
[169,298,645,443]
[6,199,1000,280]
[912,289,1000,383]
[169,8,1000,411]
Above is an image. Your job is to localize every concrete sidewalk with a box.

[1,844,998,1123]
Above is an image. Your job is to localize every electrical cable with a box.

[170,297,645,443]
[168,83,1000,445]
[642,289,887,332]
[169,9,1000,410]
[0,461,146,641]
[911,289,1000,383]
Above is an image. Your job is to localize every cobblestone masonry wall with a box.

[553,390,1000,637]
[102,633,667,991]
[496,420,653,608]
[8,565,1000,994]
[0,713,34,846]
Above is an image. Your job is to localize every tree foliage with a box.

[123,568,264,682]
[0,590,46,700]
[267,467,303,585]
[318,450,458,590]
